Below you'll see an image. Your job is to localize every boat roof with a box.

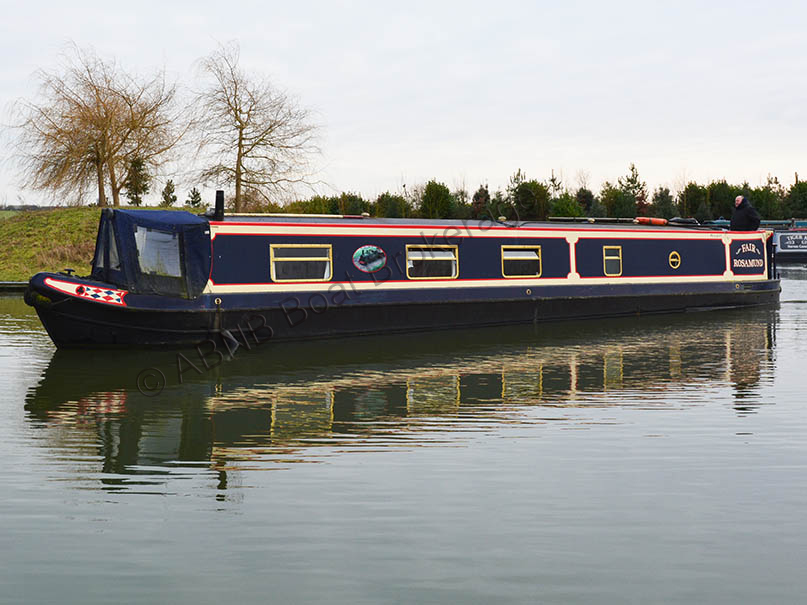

[108,208,730,232]
[110,208,208,226]
[211,213,722,231]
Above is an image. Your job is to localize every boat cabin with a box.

[91,209,212,299]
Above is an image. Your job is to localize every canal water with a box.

[2,271,807,604]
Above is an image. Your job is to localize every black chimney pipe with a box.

[214,190,224,221]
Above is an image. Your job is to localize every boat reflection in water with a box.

[25,307,777,492]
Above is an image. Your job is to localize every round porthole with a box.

[526,289,532,295]
[669,251,681,269]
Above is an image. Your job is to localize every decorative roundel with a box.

[669,251,682,269]
[352,245,387,273]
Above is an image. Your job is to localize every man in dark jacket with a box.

[730,196,761,231]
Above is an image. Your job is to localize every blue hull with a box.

[26,274,780,348]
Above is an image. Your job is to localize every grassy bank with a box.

[0,208,100,281]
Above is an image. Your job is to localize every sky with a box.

[1,0,807,206]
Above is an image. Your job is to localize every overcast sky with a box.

[2,0,806,206]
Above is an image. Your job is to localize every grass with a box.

[0,207,100,281]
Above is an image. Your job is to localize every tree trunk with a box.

[234,128,244,212]
[95,149,107,207]
[108,160,121,207]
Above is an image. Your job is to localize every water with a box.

[2,272,807,604]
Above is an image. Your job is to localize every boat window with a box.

[502,246,542,277]
[94,228,106,271]
[603,246,623,276]
[108,221,121,271]
[93,220,121,272]
[406,245,459,279]
[270,244,332,282]
[134,226,182,278]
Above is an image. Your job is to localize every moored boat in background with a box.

[772,228,807,264]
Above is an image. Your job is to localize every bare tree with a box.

[13,44,186,206]
[195,43,320,212]
[575,169,590,190]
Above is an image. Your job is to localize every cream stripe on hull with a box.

[205,273,768,295]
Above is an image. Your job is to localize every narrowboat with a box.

[25,192,780,348]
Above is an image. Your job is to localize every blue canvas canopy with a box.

[91,209,211,299]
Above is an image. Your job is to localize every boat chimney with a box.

[214,190,224,221]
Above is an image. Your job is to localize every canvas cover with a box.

[91,209,211,299]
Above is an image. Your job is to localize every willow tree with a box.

[14,44,185,206]
[195,43,320,212]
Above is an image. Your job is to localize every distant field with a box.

[0,210,20,219]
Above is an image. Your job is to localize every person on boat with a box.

[730,195,761,231]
